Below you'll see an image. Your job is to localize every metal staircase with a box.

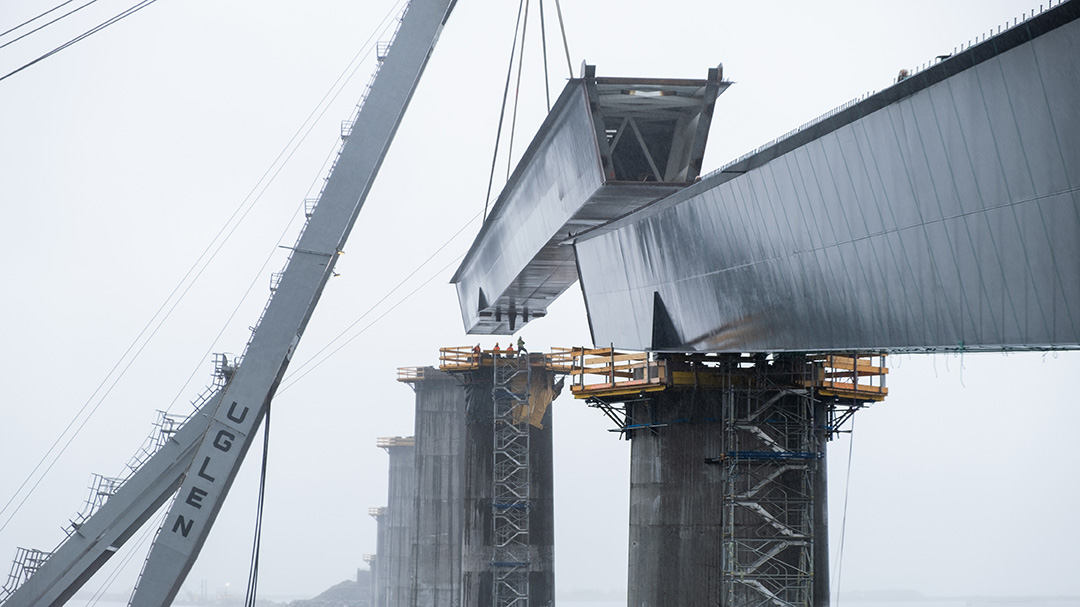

[718,360,819,607]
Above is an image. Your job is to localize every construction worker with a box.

[471,343,481,364]
[506,343,515,356]
[516,336,526,354]
[493,342,501,358]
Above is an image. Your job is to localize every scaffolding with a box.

[490,353,532,607]
[715,358,819,607]
[560,349,887,606]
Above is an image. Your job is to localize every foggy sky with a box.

[1,0,1077,601]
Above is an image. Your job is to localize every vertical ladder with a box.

[491,353,531,607]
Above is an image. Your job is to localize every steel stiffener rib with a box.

[573,2,1080,353]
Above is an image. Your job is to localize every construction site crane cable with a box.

[0,0,407,534]
[483,0,527,220]
[0,0,100,51]
[484,0,575,218]
[0,0,79,39]
[504,0,531,180]
[0,0,162,84]
[243,404,272,607]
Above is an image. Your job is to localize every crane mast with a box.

[1,1,457,605]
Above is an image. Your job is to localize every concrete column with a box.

[626,392,725,606]
[356,568,373,607]
[372,508,387,607]
[626,357,828,607]
[460,363,556,607]
[409,368,467,607]
[381,438,416,607]
[813,400,830,607]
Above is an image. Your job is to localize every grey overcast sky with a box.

[1,0,1077,602]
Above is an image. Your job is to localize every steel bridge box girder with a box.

[573,3,1080,354]
[452,66,729,335]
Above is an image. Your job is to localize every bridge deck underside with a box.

[575,3,1080,353]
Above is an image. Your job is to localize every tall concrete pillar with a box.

[380,437,416,607]
[625,355,829,607]
[460,360,557,607]
[370,508,387,607]
[407,368,467,607]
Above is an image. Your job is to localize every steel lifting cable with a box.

[504,0,531,180]
[0,0,99,50]
[0,0,79,38]
[538,0,550,111]
[244,407,272,607]
[554,0,573,78]
[0,0,162,83]
[483,0,527,220]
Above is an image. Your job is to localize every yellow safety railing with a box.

[440,345,482,370]
[375,436,415,448]
[397,366,424,382]
[805,354,888,401]
[565,347,666,398]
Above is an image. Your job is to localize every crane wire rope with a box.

[278,209,483,391]
[0,0,162,84]
[0,0,406,534]
[160,0,411,415]
[482,0,527,221]
[243,406,272,607]
[277,248,471,396]
[831,416,857,607]
[504,0,531,180]
[483,0,574,217]
[538,0,550,111]
[553,0,573,78]
[0,0,100,51]
[0,0,79,39]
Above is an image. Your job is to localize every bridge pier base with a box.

[624,355,830,607]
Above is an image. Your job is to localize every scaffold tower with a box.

[491,354,532,607]
[717,356,818,607]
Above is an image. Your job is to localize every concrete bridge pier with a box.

[375,437,416,607]
[459,362,557,607]
[624,355,831,607]
[407,368,467,607]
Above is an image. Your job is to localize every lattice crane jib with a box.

[0,1,458,605]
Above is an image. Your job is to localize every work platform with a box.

[452,65,729,335]
[565,348,888,402]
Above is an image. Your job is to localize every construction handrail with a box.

[397,366,425,382]
[805,354,888,401]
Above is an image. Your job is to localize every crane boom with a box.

[1,1,457,605]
